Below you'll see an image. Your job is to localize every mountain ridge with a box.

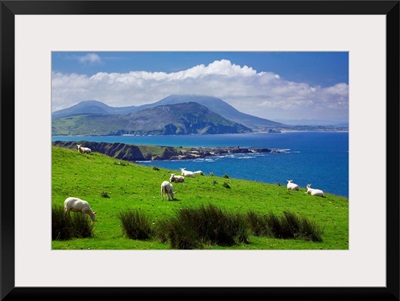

[151,95,283,129]
[52,102,252,136]
[52,94,284,130]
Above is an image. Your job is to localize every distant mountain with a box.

[52,100,138,119]
[144,95,284,129]
[52,102,252,136]
[52,95,284,130]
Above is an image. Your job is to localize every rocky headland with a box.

[52,141,283,162]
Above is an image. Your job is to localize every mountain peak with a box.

[78,100,106,105]
[155,94,283,129]
[52,100,137,119]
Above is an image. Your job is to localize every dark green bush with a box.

[52,205,73,240]
[156,217,203,249]
[245,210,323,242]
[101,191,110,198]
[222,182,231,189]
[119,209,153,240]
[246,210,271,236]
[52,205,94,240]
[71,214,95,238]
[296,215,323,242]
[156,203,249,249]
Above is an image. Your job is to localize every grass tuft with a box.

[52,205,73,240]
[156,203,249,249]
[222,182,231,189]
[246,210,323,242]
[52,205,94,240]
[71,214,95,238]
[101,191,110,198]
[119,209,153,240]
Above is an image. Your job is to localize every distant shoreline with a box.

[52,129,349,139]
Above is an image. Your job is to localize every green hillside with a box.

[52,146,348,250]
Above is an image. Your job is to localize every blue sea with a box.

[52,132,349,198]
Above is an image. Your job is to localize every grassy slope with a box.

[52,146,348,250]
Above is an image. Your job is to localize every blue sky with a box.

[52,52,348,123]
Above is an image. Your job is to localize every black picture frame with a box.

[1,1,399,300]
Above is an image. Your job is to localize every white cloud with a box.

[78,53,102,64]
[52,59,348,122]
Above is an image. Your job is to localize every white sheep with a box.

[180,168,195,178]
[161,181,176,201]
[194,170,204,176]
[287,180,299,191]
[170,174,185,183]
[64,197,97,221]
[77,144,91,154]
[306,184,325,197]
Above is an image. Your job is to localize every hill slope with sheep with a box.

[52,146,348,250]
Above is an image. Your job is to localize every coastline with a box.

[52,140,284,162]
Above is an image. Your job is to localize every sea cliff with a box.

[52,141,282,162]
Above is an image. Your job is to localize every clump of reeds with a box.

[52,205,94,240]
[119,209,153,240]
[245,210,323,242]
[156,203,249,249]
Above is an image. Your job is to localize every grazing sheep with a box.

[170,174,185,183]
[161,181,176,201]
[64,197,97,221]
[287,180,299,191]
[306,184,325,197]
[77,144,91,154]
[180,168,195,178]
[194,170,204,176]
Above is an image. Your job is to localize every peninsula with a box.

[52,141,283,162]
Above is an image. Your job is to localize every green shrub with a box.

[246,211,272,236]
[222,182,231,189]
[119,209,153,240]
[52,205,94,240]
[296,215,324,242]
[282,211,301,235]
[245,210,323,242]
[156,203,249,249]
[101,191,110,198]
[156,217,203,249]
[71,214,95,238]
[52,205,73,240]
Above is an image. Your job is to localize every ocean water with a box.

[52,132,349,197]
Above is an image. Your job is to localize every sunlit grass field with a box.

[52,146,348,250]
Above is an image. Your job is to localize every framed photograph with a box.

[2,0,399,300]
